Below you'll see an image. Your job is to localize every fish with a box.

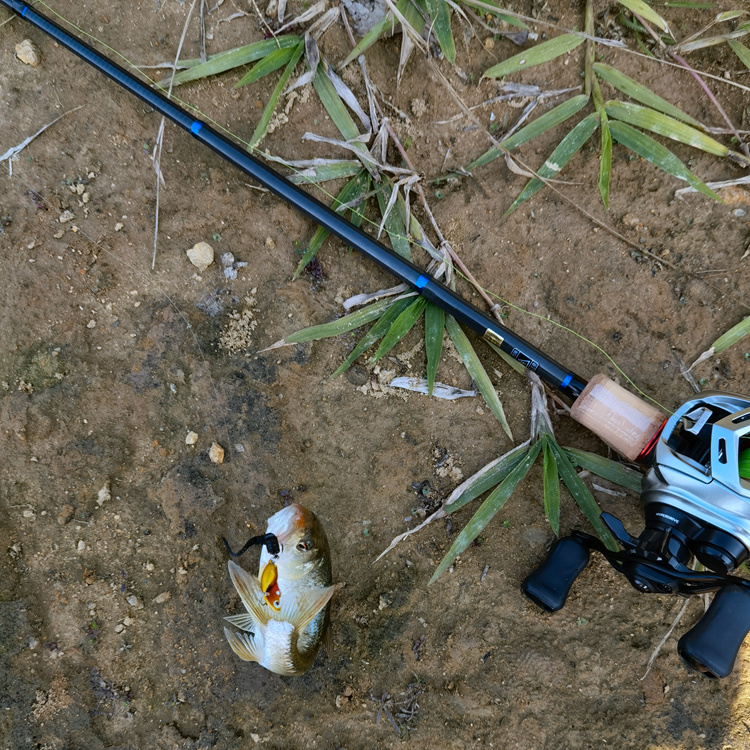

[223,503,335,676]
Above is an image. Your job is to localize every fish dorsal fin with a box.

[228,560,268,625]
[279,585,336,633]
[224,626,262,663]
[224,613,255,632]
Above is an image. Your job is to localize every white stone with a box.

[186,241,214,272]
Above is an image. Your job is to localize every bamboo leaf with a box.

[445,315,513,439]
[593,63,703,128]
[331,297,414,377]
[425,302,445,396]
[443,441,533,515]
[293,170,370,278]
[313,63,366,150]
[429,442,541,584]
[433,0,456,64]
[562,447,643,493]
[248,43,304,149]
[729,39,750,70]
[542,437,560,536]
[503,112,599,216]
[599,111,612,209]
[548,440,618,550]
[376,179,412,260]
[371,298,427,363]
[467,95,590,172]
[483,34,585,79]
[277,296,407,346]
[234,46,297,88]
[288,160,363,184]
[617,0,672,36]
[678,29,750,53]
[165,36,302,86]
[692,315,750,368]
[609,120,721,200]
[605,101,728,157]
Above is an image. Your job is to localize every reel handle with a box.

[522,536,591,612]
[678,584,750,678]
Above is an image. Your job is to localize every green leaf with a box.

[376,179,412,260]
[248,42,304,149]
[313,64,363,145]
[608,120,721,200]
[288,161,363,184]
[599,111,612,209]
[729,39,750,70]
[605,101,728,157]
[293,171,370,278]
[433,0,456,64]
[706,315,750,355]
[429,442,541,584]
[458,0,528,27]
[562,447,643,493]
[424,302,445,396]
[617,0,672,36]
[234,45,298,88]
[445,315,513,440]
[166,36,302,86]
[483,34,585,79]
[444,442,533,515]
[371,298,427,363]
[548,440,618,550]
[281,296,406,345]
[503,112,599,216]
[331,297,415,377]
[338,0,414,68]
[542,437,560,536]
[466,95,590,172]
[594,63,703,129]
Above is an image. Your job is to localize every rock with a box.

[209,442,225,464]
[185,431,199,445]
[15,40,40,67]
[186,241,214,272]
[96,482,111,506]
[59,210,75,224]
[340,0,387,36]
[154,592,171,604]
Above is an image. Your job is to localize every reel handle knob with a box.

[678,584,750,678]
[522,536,591,612]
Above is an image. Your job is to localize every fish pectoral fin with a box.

[281,585,336,633]
[224,626,261,663]
[228,560,267,625]
[224,614,256,632]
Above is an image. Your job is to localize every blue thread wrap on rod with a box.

[1,0,587,399]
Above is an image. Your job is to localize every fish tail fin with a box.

[228,560,268,625]
[224,626,262,662]
[280,585,336,633]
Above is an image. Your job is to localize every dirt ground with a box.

[1,0,750,748]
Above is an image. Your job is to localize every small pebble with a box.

[15,39,40,67]
[126,595,143,610]
[87,320,96,329]
[97,483,111,506]
[185,431,199,445]
[220,252,235,266]
[154,592,171,604]
[115,222,124,231]
[22,509,35,519]
[123,617,135,627]
[77,540,86,552]
[209,442,225,464]
[114,623,125,634]
[187,241,214,272]
[59,210,75,223]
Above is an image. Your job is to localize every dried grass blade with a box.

[371,298,427,363]
[429,442,541,584]
[548,440,618,550]
[267,296,402,349]
[562,447,643,493]
[542,437,560,536]
[425,302,445,396]
[466,94,589,171]
[503,112,598,216]
[166,36,301,86]
[617,0,672,36]
[445,315,513,439]
[690,315,750,369]
[677,28,750,53]
[235,45,297,87]
[332,297,415,377]
[482,34,585,80]
[605,101,728,157]
[326,67,372,132]
[608,120,721,200]
[443,440,532,514]
[433,0,456,64]
[728,39,750,70]
[248,42,304,149]
[593,63,702,128]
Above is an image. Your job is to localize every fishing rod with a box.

[6,0,750,678]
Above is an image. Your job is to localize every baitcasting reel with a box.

[524,392,750,679]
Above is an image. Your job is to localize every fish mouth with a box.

[266,503,308,546]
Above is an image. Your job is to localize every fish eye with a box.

[296,540,313,551]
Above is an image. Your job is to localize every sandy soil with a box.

[1,1,750,748]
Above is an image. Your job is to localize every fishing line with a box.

[2,0,684,408]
